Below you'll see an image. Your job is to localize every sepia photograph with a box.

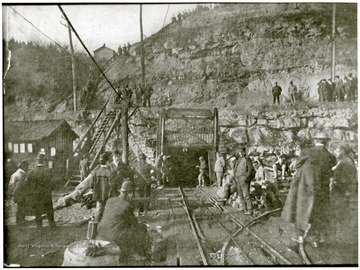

[2,2,358,266]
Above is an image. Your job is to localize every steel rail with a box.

[193,192,253,265]
[178,187,208,265]
[197,187,292,265]
[220,208,282,265]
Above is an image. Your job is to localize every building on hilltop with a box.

[4,120,78,175]
[93,43,116,62]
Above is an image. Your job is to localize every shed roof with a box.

[4,120,78,142]
[93,44,115,53]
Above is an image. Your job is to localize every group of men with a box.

[272,81,299,104]
[8,154,56,229]
[68,150,153,260]
[117,43,131,56]
[217,132,357,247]
[114,83,154,108]
[271,73,357,105]
[318,73,357,102]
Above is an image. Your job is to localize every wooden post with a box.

[213,108,219,151]
[121,105,129,165]
[140,4,145,86]
[331,3,336,80]
[160,109,166,155]
[67,22,77,112]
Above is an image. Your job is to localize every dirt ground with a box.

[4,187,358,267]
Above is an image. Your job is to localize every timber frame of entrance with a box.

[156,108,219,183]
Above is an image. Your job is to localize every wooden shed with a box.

[93,43,116,62]
[4,120,78,175]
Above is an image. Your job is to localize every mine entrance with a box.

[156,108,219,186]
[165,147,211,187]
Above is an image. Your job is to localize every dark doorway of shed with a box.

[165,147,210,187]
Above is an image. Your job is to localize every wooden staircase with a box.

[65,101,119,187]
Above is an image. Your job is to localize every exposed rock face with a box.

[98,3,356,109]
[126,103,357,163]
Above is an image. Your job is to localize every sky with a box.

[2,3,200,53]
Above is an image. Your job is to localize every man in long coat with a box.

[27,154,56,229]
[234,147,255,216]
[282,132,336,245]
[272,82,282,105]
[9,160,29,226]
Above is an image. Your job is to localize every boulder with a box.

[229,127,249,144]
[282,117,302,129]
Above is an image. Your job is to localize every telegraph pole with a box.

[61,17,78,111]
[140,4,145,85]
[331,3,336,80]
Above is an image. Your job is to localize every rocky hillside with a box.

[97,3,357,108]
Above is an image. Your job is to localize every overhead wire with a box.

[8,6,94,70]
[162,4,170,28]
[10,5,152,159]
[58,5,120,97]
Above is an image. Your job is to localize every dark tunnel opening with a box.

[164,147,211,187]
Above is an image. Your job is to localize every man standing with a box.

[330,145,357,242]
[79,154,89,181]
[334,75,344,102]
[288,81,297,103]
[27,154,56,229]
[97,181,149,261]
[234,147,255,216]
[317,79,326,102]
[214,152,226,188]
[142,85,154,107]
[282,132,336,246]
[272,82,282,105]
[135,153,153,214]
[9,160,29,226]
[5,158,17,197]
[91,153,113,222]
[107,150,123,197]
[197,156,207,187]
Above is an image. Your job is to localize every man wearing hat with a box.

[234,147,255,216]
[108,150,135,197]
[134,153,154,214]
[97,180,149,261]
[27,154,56,229]
[9,160,29,226]
[282,132,336,247]
[272,82,282,105]
[91,152,113,222]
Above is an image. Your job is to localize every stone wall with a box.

[125,103,358,162]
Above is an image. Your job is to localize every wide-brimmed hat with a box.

[313,132,329,140]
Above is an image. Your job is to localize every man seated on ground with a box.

[97,181,150,261]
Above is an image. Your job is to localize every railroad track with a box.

[176,186,311,266]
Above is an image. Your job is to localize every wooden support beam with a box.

[165,108,213,119]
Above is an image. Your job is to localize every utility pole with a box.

[121,103,129,165]
[61,17,78,111]
[140,4,145,86]
[331,3,336,80]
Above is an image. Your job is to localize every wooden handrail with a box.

[88,110,114,155]
[73,99,109,155]
[89,110,121,170]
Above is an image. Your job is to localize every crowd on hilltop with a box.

[271,73,357,105]
[317,73,357,102]
[117,42,131,56]
[170,4,220,23]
